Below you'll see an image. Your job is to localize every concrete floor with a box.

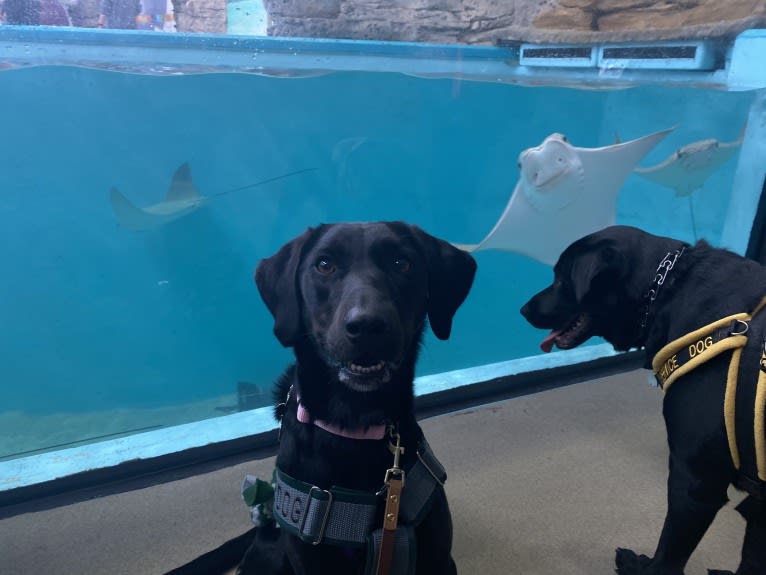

[0,370,748,574]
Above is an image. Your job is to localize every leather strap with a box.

[376,474,404,575]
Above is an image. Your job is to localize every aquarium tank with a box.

[1,0,765,495]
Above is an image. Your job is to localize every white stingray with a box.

[454,127,674,265]
[110,163,316,231]
[634,128,745,197]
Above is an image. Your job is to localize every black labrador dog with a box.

[521,225,766,575]
[239,222,477,574]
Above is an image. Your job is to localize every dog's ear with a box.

[412,226,478,340]
[254,227,317,347]
[571,244,627,302]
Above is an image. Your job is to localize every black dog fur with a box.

[521,225,766,575]
[239,221,477,574]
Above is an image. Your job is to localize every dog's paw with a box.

[615,548,691,575]
[615,548,653,574]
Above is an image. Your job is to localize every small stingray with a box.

[634,127,746,197]
[454,127,674,265]
[110,163,316,231]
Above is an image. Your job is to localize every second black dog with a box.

[521,225,766,575]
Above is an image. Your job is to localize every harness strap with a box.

[271,438,447,547]
[400,436,446,524]
[651,295,766,482]
[725,346,745,471]
[652,314,749,390]
[757,351,766,481]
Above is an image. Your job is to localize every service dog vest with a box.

[652,296,766,491]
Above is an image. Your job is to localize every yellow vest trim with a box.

[651,312,749,391]
[756,361,766,481]
[725,346,744,470]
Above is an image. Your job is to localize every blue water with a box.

[0,62,754,452]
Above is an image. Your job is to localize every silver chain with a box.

[641,246,686,328]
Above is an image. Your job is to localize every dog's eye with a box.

[315,258,336,275]
[393,258,411,273]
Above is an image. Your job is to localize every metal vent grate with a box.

[520,44,597,67]
[602,45,697,59]
[598,42,716,70]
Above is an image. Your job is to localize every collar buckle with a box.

[305,486,333,545]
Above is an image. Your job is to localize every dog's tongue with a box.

[540,330,561,353]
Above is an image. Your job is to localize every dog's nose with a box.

[520,302,531,318]
[344,307,387,340]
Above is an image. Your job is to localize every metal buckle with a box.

[730,319,750,336]
[304,486,333,545]
[383,467,405,487]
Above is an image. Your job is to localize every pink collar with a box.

[295,395,387,441]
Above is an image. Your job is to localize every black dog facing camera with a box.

[521,225,766,575]
[239,222,477,574]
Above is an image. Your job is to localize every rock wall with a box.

[55,0,766,42]
[262,0,553,44]
[262,0,766,44]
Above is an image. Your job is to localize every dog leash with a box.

[376,426,405,575]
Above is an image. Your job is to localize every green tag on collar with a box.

[242,476,275,507]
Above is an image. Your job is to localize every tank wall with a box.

[0,63,756,458]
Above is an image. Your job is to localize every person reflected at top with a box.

[97,0,139,29]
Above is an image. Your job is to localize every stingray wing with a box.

[452,243,480,252]
[469,182,580,265]
[165,162,202,202]
[576,127,675,186]
[634,162,699,195]
[109,188,170,231]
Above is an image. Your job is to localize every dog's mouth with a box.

[337,359,395,392]
[539,313,593,352]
